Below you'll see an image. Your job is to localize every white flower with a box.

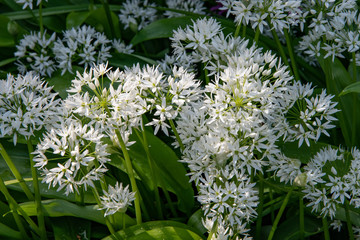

[119,0,157,31]
[164,0,205,18]
[99,182,136,216]
[16,0,48,9]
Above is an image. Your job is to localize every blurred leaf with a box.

[102,221,204,240]
[51,217,91,240]
[45,67,81,99]
[340,81,360,96]
[85,6,121,39]
[66,11,90,29]
[317,56,360,147]
[128,130,194,215]
[43,15,66,32]
[187,209,207,235]
[336,206,360,226]
[19,199,136,227]
[0,222,21,240]
[0,57,16,67]
[109,53,157,69]
[0,15,15,47]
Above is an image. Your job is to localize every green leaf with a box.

[0,57,16,67]
[130,16,198,46]
[51,217,91,240]
[19,199,136,227]
[85,6,121,39]
[340,81,360,96]
[66,11,91,29]
[102,221,204,240]
[43,15,66,32]
[128,130,194,214]
[187,209,207,235]
[0,222,21,240]
[109,53,157,69]
[45,67,81,99]
[0,15,15,47]
[317,56,360,147]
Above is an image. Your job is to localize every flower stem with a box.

[267,19,290,68]
[0,177,29,239]
[242,24,246,38]
[267,186,294,240]
[234,24,241,38]
[100,0,116,39]
[27,139,47,240]
[322,217,330,240]
[0,176,40,236]
[169,119,184,151]
[254,26,260,44]
[204,66,210,85]
[351,52,357,146]
[345,200,355,240]
[115,129,142,224]
[0,142,34,200]
[207,219,218,240]
[284,29,300,81]
[136,127,163,219]
[256,174,264,240]
[39,2,43,35]
[299,197,305,240]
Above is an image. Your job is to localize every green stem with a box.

[0,142,34,200]
[269,187,275,222]
[242,23,246,38]
[207,219,218,240]
[168,119,184,151]
[352,52,357,146]
[322,217,330,240]
[91,187,117,237]
[234,24,241,38]
[267,19,290,68]
[115,129,142,224]
[254,26,260,44]
[267,187,294,240]
[256,175,264,240]
[27,140,47,240]
[137,128,163,219]
[204,66,210,85]
[100,0,116,39]
[39,2,43,35]
[284,29,300,81]
[299,197,304,240]
[0,176,40,235]
[345,200,355,240]
[0,177,29,239]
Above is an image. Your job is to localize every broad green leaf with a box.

[43,15,66,32]
[187,209,207,235]
[109,53,157,69]
[51,217,91,240]
[0,57,16,67]
[340,81,360,96]
[85,6,121,39]
[272,214,322,240]
[66,11,91,29]
[2,4,122,21]
[128,130,194,214]
[102,221,204,240]
[19,199,136,228]
[317,56,360,147]
[0,15,15,47]
[130,16,198,46]
[336,206,360,226]
[0,222,21,240]
[45,67,81,99]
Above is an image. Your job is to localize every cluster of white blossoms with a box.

[302,146,360,219]
[119,0,157,31]
[14,26,114,76]
[164,0,206,18]
[170,17,340,239]
[15,0,47,9]
[217,0,302,34]
[15,31,57,77]
[298,0,359,62]
[53,26,112,75]
[100,182,136,217]
[0,72,60,145]
[112,39,134,54]
[33,119,110,196]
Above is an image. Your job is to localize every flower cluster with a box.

[100,182,136,217]
[14,31,56,77]
[15,0,47,9]
[164,0,206,18]
[33,119,110,195]
[0,72,60,144]
[53,26,112,75]
[119,0,157,31]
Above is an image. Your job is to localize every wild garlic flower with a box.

[15,0,48,9]
[284,82,339,147]
[164,0,206,18]
[198,166,258,239]
[14,31,56,77]
[330,220,343,232]
[268,153,302,184]
[298,0,358,62]
[53,25,111,75]
[0,72,60,145]
[33,119,110,195]
[112,39,134,54]
[119,0,157,31]
[171,18,251,75]
[302,146,360,219]
[218,0,302,34]
[99,182,136,217]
